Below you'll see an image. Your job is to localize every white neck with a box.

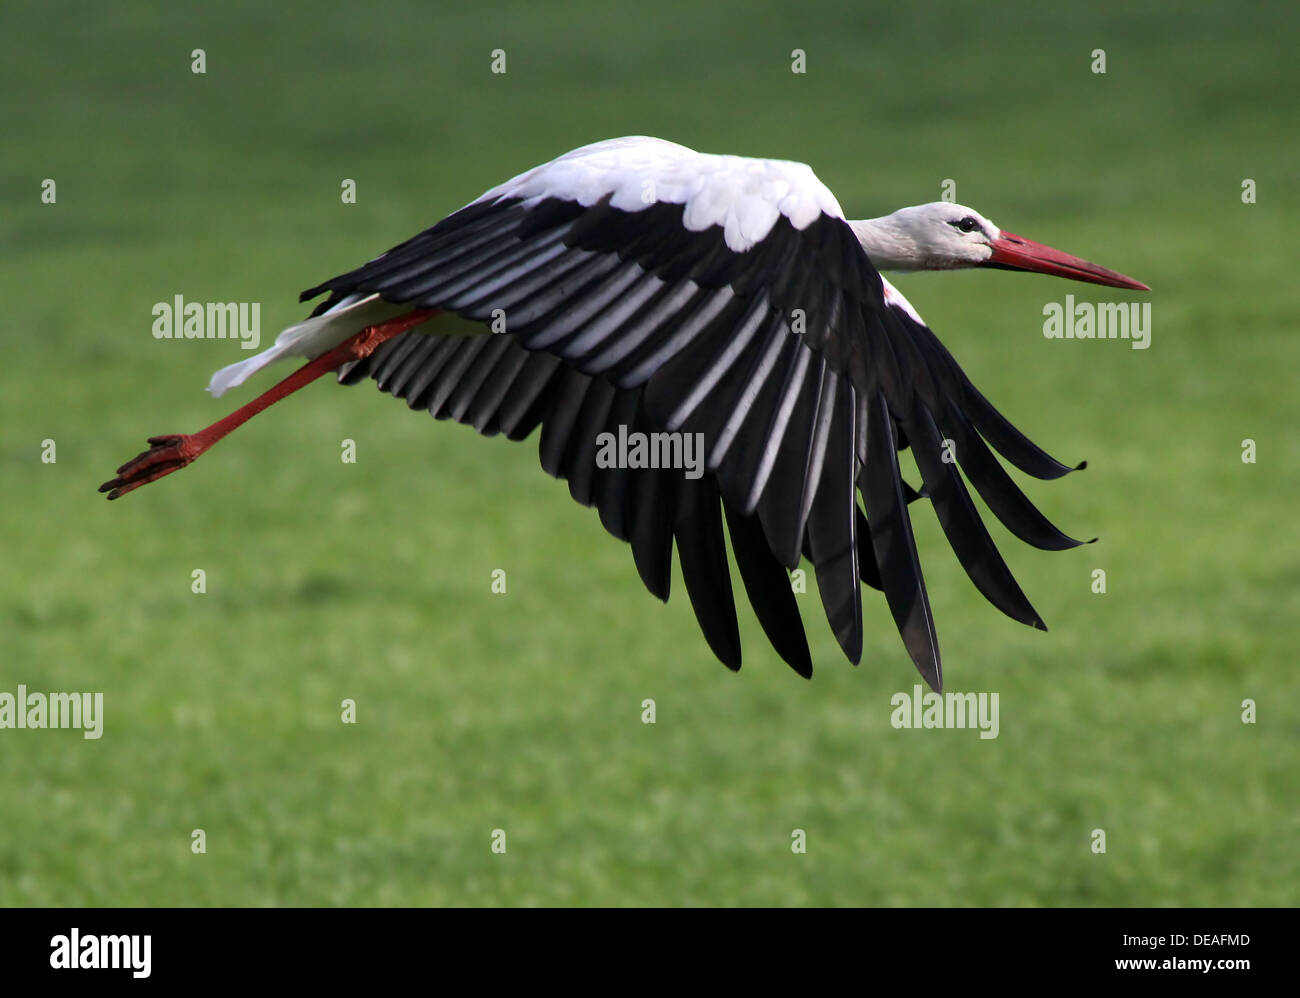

[848,215,927,271]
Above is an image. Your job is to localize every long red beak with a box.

[988,231,1149,291]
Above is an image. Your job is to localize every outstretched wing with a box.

[303,137,1084,690]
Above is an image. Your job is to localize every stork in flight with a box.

[100,136,1148,691]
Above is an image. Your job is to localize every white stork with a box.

[101,136,1148,690]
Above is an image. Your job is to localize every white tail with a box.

[206,293,409,397]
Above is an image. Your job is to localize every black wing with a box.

[305,194,1085,689]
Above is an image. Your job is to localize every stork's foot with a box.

[99,434,202,500]
[99,309,441,502]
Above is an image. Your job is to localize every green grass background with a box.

[2,0,1297,906]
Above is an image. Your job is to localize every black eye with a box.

[949,216,981,234]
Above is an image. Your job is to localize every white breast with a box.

[881,277,925,325]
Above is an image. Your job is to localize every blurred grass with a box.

[1,0,1297,905]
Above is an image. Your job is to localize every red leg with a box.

[100,308,439,500]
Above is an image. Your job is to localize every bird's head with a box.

[856,202,1149,290]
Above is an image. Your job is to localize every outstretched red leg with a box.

[99,308,439,500]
